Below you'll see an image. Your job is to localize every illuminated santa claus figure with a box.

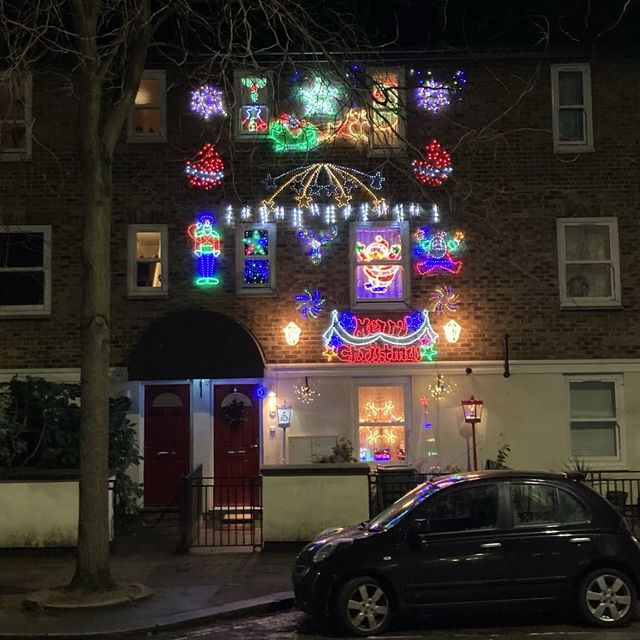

[356,234,401,293]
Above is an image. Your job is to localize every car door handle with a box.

[157,450,176,456]
[569,537,591,544]
[237,449,246,454]
[480,542,502,549]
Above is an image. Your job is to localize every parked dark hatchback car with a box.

[293,470,640,636]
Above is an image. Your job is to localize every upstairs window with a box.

[351,222,409,309]
[128,70,166,142]
[369,68,404,154]
[127,225,168,297]
[235,223,276,294]
[235,71,272,138]
[557,217,620,308]
[0,226,51,316]
[551,64,593,153]
[0,75,32,160]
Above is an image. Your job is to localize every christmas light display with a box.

[356,233,402,294]
[414,227,464,276]
[323,309,438,363]
[294,288,325,319]
[443,318,462,343]
[294,376,319,405]
[187,213,221,286]
[255,385,268,399]
[184,144,224,190]
[297,226,338,265]
[241,76,267,103]
[414,70,466,114]
[262,163,385,213]
[295,75,344,118]
[244,259,270,285]
[283,321,301,345]
[363,400,402,423]
[412,140,453,187]
[243,228,269,256]
[268,113,319,152]
[319,108,370,145]
[240,105,268,133]
[429,284,460,315]
[428,374,457,400]
[190,85,227,119]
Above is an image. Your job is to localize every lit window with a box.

[358,385,406,463]
[0,226,51,316]
[127,70,167,142]
[235,71,272,138]
[235,223,276,294]
[0,75,32,161]
[557,217,620,308]
[551,64,593,153]
[127,225,168,297]
[368,69,404,154]
[568,377,624,463]
[351,222,409,309]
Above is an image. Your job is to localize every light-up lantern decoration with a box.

[283,321,301,345]
[461,396,484,471]
[443,319,462,343]
[187,214,221,286]
[276,404,293,428]
[184,143,224,190]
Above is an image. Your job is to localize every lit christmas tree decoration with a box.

[429,284,460,315]
[190,85,227,119]
[294,288,326,319]
[295,75,344,118]
[414,226,464,276]
[184,144,224,190]
[297,226,338,265]
[187,213,221,286]
[412,140,453,187]
[244,259,270,285]
[268,113,319,152]
[414,70,466,114]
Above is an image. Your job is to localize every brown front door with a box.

[144,384,190,507]
[214,384,260,478]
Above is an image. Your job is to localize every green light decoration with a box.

[241,77,267,103]
[296,76,344,118]
[269,113,319,153]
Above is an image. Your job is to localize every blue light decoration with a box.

[322,309,439,363]
[414,227,464,276]
[244,259,270,285]
[297,226,338,265]
[414,70,466,114]
[294,288,326,319]
[187,213,221,286]
[255,385,268,399]
[190,85,227,119]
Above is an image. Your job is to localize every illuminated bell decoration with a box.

[428,374,457,400]
[283,321,302,345]
[412,140,453,187]
[187,213,221,286]
[294,288,325,319]
[276,405,293,429]
[414,227,464,276]
[184,144,224,190]
[190,85,227,119]
[443,319,462,343]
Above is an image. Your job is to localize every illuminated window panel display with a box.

[358,385,406,463]
[354,226,404,302]
[236,74,271,136]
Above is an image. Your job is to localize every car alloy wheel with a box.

[579,568,637,627]
[335,576,392,636]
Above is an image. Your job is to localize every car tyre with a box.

[577,568,637,627]
[334,576,393,637]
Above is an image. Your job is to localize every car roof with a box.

[431,470,584,486]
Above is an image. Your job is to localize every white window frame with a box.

[350,221,410,311]
[127,224,168,297]
[353,378,412,466]
[368,67,405,156]
[0,225,51,317]
[235,223,276,294]
[127,70,167,143]
[551,64,593,153]
[0,74,33,161]
[234,70,273,140]
[557,217,621,309]
[566,375,626,468]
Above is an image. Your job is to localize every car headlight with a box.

[312,538,353,563]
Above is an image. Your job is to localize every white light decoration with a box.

[428,374,457,400]
[283,321,302,345]
[443,319,462,343]
[294,377,319,405]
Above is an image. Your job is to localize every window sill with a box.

[236,288,276,296]
[560,301,622,310]
[126,136,167,144]
[127,290,169,299]
[0,309,51,319]
[0,152,32,161]
[553,143,594,154]
[351,301,411,312]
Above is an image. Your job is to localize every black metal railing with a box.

[178,469,262,552]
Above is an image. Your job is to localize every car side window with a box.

[422,484,498,533]
[558,487,591,523]
[510,483,590,526]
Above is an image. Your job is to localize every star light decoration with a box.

[190,85,227,119]
[429,285,460,316]
[412,140,453,187]
[184,144,224,190]
[294,377,319,405]
[414,70,466,114]
[428,374,457,400]
[294,288,326,319]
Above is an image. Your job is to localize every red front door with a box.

[144,384,190,507]
[214,384,260,478]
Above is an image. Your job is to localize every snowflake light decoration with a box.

[294,377,319,405]
[412,140,453,187]
[415,70,466,114]
[190,85,227,119]
[294,288,326,319]
[296,76,344,118]
[428,374,457,400]
[429,285,460,316]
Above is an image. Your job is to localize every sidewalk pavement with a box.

[0,516,301,638]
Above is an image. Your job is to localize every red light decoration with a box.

[411,140,453,187]
[184,143,225,190]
